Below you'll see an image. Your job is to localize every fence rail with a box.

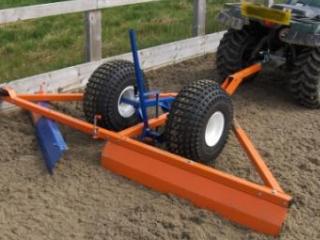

[2,32,224,93]
[0,0,159,24]
[0,0,208,63]
[0,0,217,112]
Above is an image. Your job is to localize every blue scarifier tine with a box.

[32,102,68,174]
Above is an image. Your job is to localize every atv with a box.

[216,0,320,108]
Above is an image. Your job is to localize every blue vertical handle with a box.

[129,29,149,130]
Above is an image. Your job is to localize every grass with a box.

[0,0,232,82]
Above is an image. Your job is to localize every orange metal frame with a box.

[0,63,291,236]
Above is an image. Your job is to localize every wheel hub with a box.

[118,86,136,118]
[205,111,225,147]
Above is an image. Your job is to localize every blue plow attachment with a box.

[32,103,68,174]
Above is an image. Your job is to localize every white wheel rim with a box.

[205,111,225,147]
[118,86,136,118]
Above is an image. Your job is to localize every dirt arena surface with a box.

[0,55,319,240]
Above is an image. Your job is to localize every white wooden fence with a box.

[0,0,224,111]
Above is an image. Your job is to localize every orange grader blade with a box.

[102,138,291,236]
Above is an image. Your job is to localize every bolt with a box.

[93,114,102,139]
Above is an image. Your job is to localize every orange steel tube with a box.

[233,121,283,193]
[3,87,114,140]
[120,114,168,137]
[7,89,175,102]
[159,92,178,98]
[15,93,174,102]
[16,93,83,102]
[222,63,262,95]
[219,63,283,191]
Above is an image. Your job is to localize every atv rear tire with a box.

[289,47,320,109]
[216,27,262,83]
[164,80,233,164]
[83,60,148,131]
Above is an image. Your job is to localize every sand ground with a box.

[0,55,319,240]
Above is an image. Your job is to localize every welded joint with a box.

[93,114,102,139]
[186,160,194,165]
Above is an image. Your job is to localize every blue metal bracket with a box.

[129,30,150,134]
[32,102,68,174]
[128,29,175,140]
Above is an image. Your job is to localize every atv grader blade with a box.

[0,62,292,236]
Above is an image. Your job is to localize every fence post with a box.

[192,0,207,36]
[264,0,274,7]
[85,10,102,62]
